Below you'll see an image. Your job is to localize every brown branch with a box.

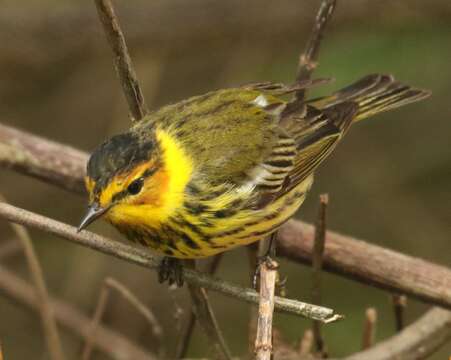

[1,124,451,311]
[392,294,407,332]
[361,307,377,350]
[277,220,451,310]
[81,277,164,360]
[1,195,65,360]
[295,0,337,100]
[175,255,223,359]
[342,307,451,360]
[0,124,86,194]
[0,202,339,322]
[0,265,154,360]
[187,283,232,360]
[0,341,3,360]
[312,194,328,356]
[94,0,148,122]
[185,259,231,360]
[254,259,278,360]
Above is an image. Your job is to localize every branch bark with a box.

[0,202,340,323]
[94,0,148,122]
[254,259,278,360]
[277,220,451,310]
[342,307,451,360]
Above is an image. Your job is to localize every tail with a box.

[308,74,431,122]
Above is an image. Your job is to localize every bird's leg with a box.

[158,257,184,287]
[252,232,280,289]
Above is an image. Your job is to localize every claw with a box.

[158,257,184,287]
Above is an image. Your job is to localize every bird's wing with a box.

[278,102,358,196]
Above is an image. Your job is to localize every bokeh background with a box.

[0,0,450,359]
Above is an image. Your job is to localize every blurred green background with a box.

[0,0,450,359]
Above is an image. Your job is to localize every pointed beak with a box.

[77,202,108,232]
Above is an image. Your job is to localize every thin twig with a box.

[185,260,232,360]
[0,341,3,360]
[0,202,341,324]
[81,277,164,360]
[362,307,377,350]
[312,194,328,356]
[392,294,407,332]
[175,254,223,359]
[343,307,451,360]
[295,0,337,101]
[254,258,278,360]
[94,0,148,122]
[0,195,65,360]
[0,265,154,360]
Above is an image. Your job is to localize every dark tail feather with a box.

[309,74,431,122]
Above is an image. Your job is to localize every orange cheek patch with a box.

[132,168,169,207]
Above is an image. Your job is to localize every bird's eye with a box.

[127,178,144,195]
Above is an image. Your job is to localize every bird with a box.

[78,74,429,285]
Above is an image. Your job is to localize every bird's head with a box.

[78,128,192,232]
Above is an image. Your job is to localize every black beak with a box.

[77,202,108,232]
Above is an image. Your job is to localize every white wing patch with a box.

[252,94,269,108]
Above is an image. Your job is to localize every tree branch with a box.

[0,201,341,323]
[93,0,148,122]
[1,123,451,311]
[277,220,451,310]
[81,277,164,360]
[342,307,451,360]
[0,266,155,360]
[295,0,337,100]
[254,259,278,360]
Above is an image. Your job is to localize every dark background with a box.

[0,0,450,358]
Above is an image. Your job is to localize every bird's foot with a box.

[158,257,184,287]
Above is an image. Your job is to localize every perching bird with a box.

[78,74,429,284]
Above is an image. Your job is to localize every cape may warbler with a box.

[79,74,429,283]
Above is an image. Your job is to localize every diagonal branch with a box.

[342,307,451,360]
[81,277,164,360]
[0,201,341,323]
[295,0,337,100]
[94,0,148,122]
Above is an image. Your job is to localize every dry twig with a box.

[254,258,278,360]
[0,202,340,322]
[392,294,407,332]
[175,255,223,359]
[185,259,232,360]
[312,194,328,355]
[0,266,154,360]
[81,277,164,360]
[343,307,451,360]
[94,0,148,121]
[295,0,337,100]
[362,307,377,350]
[0,195,65,360]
